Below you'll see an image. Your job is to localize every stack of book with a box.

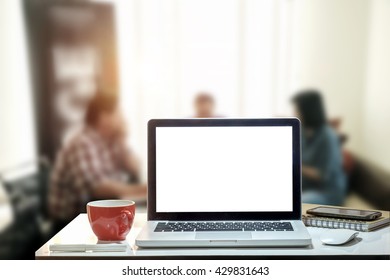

[302,204,390,232]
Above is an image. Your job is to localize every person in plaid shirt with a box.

[49,93,146,232]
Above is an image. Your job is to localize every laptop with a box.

[136,118,312,247]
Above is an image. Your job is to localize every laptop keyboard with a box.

[154,221,293,232]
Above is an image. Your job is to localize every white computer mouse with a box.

[320,229,359,245]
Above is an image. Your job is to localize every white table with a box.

[36,210,390,259]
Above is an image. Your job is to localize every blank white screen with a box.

[156,126,293,212]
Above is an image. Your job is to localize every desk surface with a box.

[36,208,390,259]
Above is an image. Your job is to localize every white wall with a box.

[362,0,390,171]
[0,0,389,176]
[290,0,371,152]
[0,0,37,174]
[288,0,390,171]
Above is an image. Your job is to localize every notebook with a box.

[302,204,390,232]
[49,243,128,252]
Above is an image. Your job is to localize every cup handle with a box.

[119,210,134,235]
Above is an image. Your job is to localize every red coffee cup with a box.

[87,200,135,241]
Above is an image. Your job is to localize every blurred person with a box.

[194,92,218,118]
[49,92,146,233]
[292,90,346,206]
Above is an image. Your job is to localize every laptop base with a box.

[136,220,312,248]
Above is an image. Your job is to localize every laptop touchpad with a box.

[195,232,252,240]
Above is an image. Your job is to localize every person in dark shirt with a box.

[292,90,346,205]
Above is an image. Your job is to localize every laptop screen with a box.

[155,126,293,213]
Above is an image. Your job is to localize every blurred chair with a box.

[0,158,52,259]
[329,118,390,210]
[347,156,390,211]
